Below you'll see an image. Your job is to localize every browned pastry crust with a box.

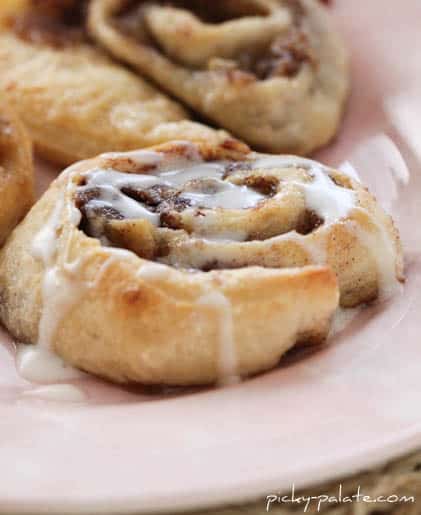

[0,102,34,245]
[88,0,349,155]
[0,1,230,165]
[0,140,403,385]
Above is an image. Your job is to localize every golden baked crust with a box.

[89,0,349,155]
[0,140,403,385]
[0,102,34,245]
[0,2,230,165]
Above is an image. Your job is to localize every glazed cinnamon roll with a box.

[0,103,34,245]
[0,1,229,165]
[88,0,349,155]
[0,140,403,385]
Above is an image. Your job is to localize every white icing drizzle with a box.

[198,290,239,386]
[32,188,82,350]
[183,181,264,209]
[24,165,141,385]
[250,156,400,301]
[136,262,171,280]
[26,173,111,384]
[351,214,403,300]
[32,196,63,265]
[37,268,88,350]
[84,153,358,230]
[22,384,86,403]
[16,345,84,383]
[255,155,356,225]
[79,152,357,258]
[81,160,265,217]
[339,161,361,182]
[301,166,355,225]
[19,187,88,385]
[87,168,160,189]
[329,306,361,337]
[158,163,225,186]
[88,185,160,224]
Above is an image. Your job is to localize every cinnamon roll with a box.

[88,0,349,155]
[0,103,34,245]
[0,1,229,165]
[0,140,403,385]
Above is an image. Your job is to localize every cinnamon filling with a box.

[72,151,350,272]
[243,30,315,80]
[75,161,270,239]
[295,209,324,235]
[8,0,320,77]
[114,0,317,80]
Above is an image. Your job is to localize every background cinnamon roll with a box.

[0,0,230,165]
[0,103,34,245]
[0,141,403,385]
[89,0,349,155]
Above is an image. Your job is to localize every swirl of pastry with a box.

[88,0,349,155]
[0,1,230,165]
[0,103,34,245]
[0,140,403,385]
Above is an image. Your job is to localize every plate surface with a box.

[1,1,421,513]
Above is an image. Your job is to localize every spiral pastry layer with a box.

[0,140,403,385]
[89,0,349,155]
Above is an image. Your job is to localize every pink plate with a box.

[1,1,421,513]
